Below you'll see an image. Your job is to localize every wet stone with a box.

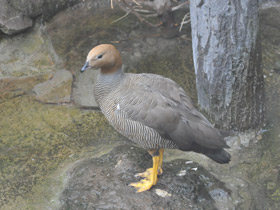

[60,145,229,210]
[33,69,73,103]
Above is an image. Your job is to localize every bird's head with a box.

[81,44,122,74]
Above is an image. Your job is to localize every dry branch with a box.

[110,0,190,30]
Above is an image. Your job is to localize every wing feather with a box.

[114,73,228,150]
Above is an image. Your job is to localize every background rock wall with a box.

[0,0,82,35]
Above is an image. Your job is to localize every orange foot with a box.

[129,156,160,192]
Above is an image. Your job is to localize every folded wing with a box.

[116,74,228,151]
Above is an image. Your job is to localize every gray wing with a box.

[116,73,228,150]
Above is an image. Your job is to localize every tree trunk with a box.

[190,0,265,131]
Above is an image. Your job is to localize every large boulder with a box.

[0,0,82,35]
[7,0,44,18]
[33,69,73,104]
[60,145,231,210]
[0,0,33,35]
[0,24,60,78]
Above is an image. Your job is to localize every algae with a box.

[0,95,121,207]
[0,25,59,78]
[0,74,52,103]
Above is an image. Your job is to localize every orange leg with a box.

[158,149,164,175]
[134,149,164,178]
[129,149,163,192]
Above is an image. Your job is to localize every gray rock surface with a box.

[0,24,60,78]
[0,0,33,35]
[72,70,99,107]
[260,0,280,9]
[0,0,83,35]
[60,145,230,210]
[33,69,73,103]
[7,0,44,18]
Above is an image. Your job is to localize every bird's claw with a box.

[129,179,154,193]
[134,168,153,178]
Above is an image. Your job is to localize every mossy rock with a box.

[0,95,121,207]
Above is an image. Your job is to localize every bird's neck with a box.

[94,67,125,104]
[100,55,122,74]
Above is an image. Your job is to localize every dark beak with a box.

[81,61,89,73]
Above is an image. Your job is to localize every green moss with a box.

[0,74,52,102]
[19,31,44,54]
[270,188,280,202]
[32,54,55,68]
[0,95,120,207]
[0,25,58,78]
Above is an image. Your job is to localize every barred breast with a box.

[95,74,179,150]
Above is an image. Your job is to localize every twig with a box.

[179,12,190,31]
[132,0,141,6]
[134,9,154,14]
[142,14,158,18]
[111,0,190,28]
[118,0,160,27]
[171,0,189,11]
[134,8,157,17]
[111,11,131,24]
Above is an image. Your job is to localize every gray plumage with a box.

[82,44,231,164]
[94,70,230,163]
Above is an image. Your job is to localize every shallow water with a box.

[0,2,280,209]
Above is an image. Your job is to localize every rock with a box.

[60,145,230,210]
[0,95,120,208]
[72,70,99,107]
[40,0,83,21]
[260,0,280,9]
[0,74,52,102]
[275,61,280,73]
[146,37,157,45]
[0,23,61,78]
[0,0,33,35]
[7,0,44,18]
[133,51,141,58]
[260,5,280,29]
[0,0,84,35]
[33,69,73,103]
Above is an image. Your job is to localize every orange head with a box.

[81,44,122,74]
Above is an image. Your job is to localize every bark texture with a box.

[190,0,265,131]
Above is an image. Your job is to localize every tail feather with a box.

[204,148,231,164]
[185,143,231,164]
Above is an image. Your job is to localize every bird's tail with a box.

[184,143,231,164]
[204,148,231,164]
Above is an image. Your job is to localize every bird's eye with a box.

[97,54,103,59]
